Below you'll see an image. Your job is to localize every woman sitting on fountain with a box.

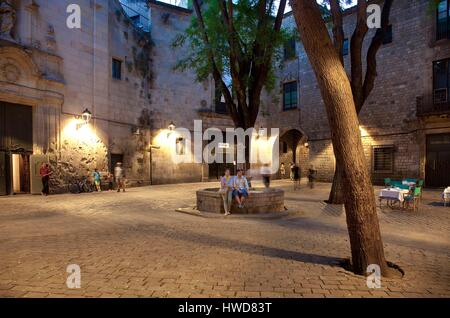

[219,168,233,216]
[232,169,249,209]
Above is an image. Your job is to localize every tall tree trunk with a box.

[327,0,393,204]
[327,162,345,204]
[290,0,388,275]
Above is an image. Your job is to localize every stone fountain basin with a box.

[196,188,285,214]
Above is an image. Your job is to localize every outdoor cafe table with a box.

[379,188,410,204]
[443,187,450,207]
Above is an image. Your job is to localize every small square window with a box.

[373,146,394,173]
[112,58,122,80]
[382,25,393,44]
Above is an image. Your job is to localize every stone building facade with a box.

[0,0,223,195]
[268,0,450,187]
[1,0,449,195]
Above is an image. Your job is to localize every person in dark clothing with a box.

[39,163,52,196]
[308,164,317,189]
[293,164,300,190]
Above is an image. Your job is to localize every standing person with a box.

[106,172,114,191]
[293,164,300,190]
[39,163,52,196]
[114,162,125,192]
[93,168,102,192]
[308,164,317,189]
[232,169,249,209]
[280,163,286,179]
[219,168,233,216]
[290,162,295,181]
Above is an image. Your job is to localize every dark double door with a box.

[0,102,33,195]
[426,133,450,187]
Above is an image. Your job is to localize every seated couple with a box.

[218,168,250,215]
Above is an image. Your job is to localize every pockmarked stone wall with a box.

[0,0,215,192]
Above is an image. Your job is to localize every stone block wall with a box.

[265,0,450,183]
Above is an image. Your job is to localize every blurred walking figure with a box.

[219,168,233,215]
[106,172,114,191]
[114,162,125,192]
[290,162,295,181]
[260,164,271,190]
[293,164,300,190]
[93,168,101,192]
[308,164,317,189]
[39,163,52,196]
[280,163,286,179]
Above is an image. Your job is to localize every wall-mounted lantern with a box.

[81,108,92,124]
[167,121,176,138]
[168,121,176,131]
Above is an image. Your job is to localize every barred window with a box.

[373,146,394,173]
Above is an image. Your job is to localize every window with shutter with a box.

[112,58,122,80]
[373,146,394,173]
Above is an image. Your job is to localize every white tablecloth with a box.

[379,188,410,202]
[443,188,450,205]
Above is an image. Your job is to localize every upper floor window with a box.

[112,58,122,80]
[342,38,349,56]
[433,58,450,103]
[437,0,450,40]
[283,81,298,111]
[382,25,393,44]
[284,38,296,60]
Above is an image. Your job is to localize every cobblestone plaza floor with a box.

[0,180,449,298]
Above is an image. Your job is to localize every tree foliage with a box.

[173,0,291,129]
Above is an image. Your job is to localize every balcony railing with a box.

[416,94,450,116]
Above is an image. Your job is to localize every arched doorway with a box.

[278,129,307,179]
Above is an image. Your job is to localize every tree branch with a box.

[350,0,369,112]
[360,0,394,113]
[330,0,344,65]
[191,0,240,125]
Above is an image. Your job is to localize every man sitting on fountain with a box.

[232,169,249,209]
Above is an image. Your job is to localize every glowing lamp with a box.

[81,108,92,124]
[168,121,176,131]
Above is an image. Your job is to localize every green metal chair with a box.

[384,178,391,187]
[404,187,421,211]
[417,180,424,198]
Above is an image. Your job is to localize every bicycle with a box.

[68,177,95,194]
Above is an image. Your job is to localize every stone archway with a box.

[0,45,64,194]
[278,129,308,179]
